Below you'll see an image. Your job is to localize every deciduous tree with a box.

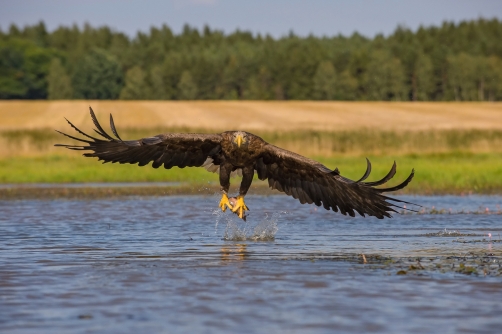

[72,49,123,99]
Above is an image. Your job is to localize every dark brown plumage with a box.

[56,107,415,219]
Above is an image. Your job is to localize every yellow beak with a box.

[236,135,243,148]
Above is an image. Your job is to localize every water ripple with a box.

[1,195,501,333]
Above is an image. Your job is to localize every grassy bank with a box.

[318,153,502,195]
[1,152,501,194]
[1,101,501,195]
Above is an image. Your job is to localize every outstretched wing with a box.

[255,144,415,219]
[55,107,223,169]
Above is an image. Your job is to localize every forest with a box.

[1,19,502,101]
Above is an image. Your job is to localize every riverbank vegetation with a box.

[1,101,500,194]
[1,129,501,194]
[1,152,501,194]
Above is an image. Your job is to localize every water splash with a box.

[402,206,502,215]
[249,212,280,241]
[424,228,478,237]
[213,209,282,241]
[223,220,248,241]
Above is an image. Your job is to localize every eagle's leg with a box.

[219,193,231,212]
[231,166,253,219]
[231,196,249,219]
[218,163,233,212]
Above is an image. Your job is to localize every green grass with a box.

[0,154,217,183]
[2,152,501,194]
[315,152,502,194]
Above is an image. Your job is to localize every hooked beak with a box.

[236,135,243,148]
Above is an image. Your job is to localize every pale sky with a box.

[1,0,502,38]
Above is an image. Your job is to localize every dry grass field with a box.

[1,100,502,132]
[1,101,501,193]
[2,100,502,157]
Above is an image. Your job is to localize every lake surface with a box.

[1,194,501,333]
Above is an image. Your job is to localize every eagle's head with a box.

[232,131,248,149]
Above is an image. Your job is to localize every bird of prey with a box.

[56,107,415,219]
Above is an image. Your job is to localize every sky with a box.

[1,0,502,38]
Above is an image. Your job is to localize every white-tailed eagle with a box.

[56,107,415,219]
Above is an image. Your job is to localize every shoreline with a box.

[0,182,500,200]
[0,183,272,200]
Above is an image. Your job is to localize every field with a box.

[1,101,502,194]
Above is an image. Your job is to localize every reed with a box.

[2,128,502,157]
[261,129,502,156]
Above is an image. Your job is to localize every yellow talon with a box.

[231,195,249,219]
[219,193,232,212]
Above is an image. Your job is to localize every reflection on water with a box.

[0,195,501,333]
[221,244,248,261]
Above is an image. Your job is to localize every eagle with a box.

[56,107,415,219]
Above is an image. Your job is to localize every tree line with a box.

[1,19,502,101]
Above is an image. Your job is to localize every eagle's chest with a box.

[222,146,260,167]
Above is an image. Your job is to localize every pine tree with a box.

[364,51,406,100]
[414,53,434,101]
[47,58,73,99]
[119,66,150,100]
[3,19,502,101]
[336,70,358,100]
[313,61,337,100]
[485,56,502,101]
[244,66,273,100]
[149,65,167,100]
[178,71,198,100]
[447,53,477,101]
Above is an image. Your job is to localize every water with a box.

[1,195,501,333]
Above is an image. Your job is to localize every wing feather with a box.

[109,114,123,142]
[355,158,372,183]
[260,144,415,219]
[363,161,396,186]
[89,107,115,140]
[300,179,313,204]
[274,179,284,192]
[55,108,223,170]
